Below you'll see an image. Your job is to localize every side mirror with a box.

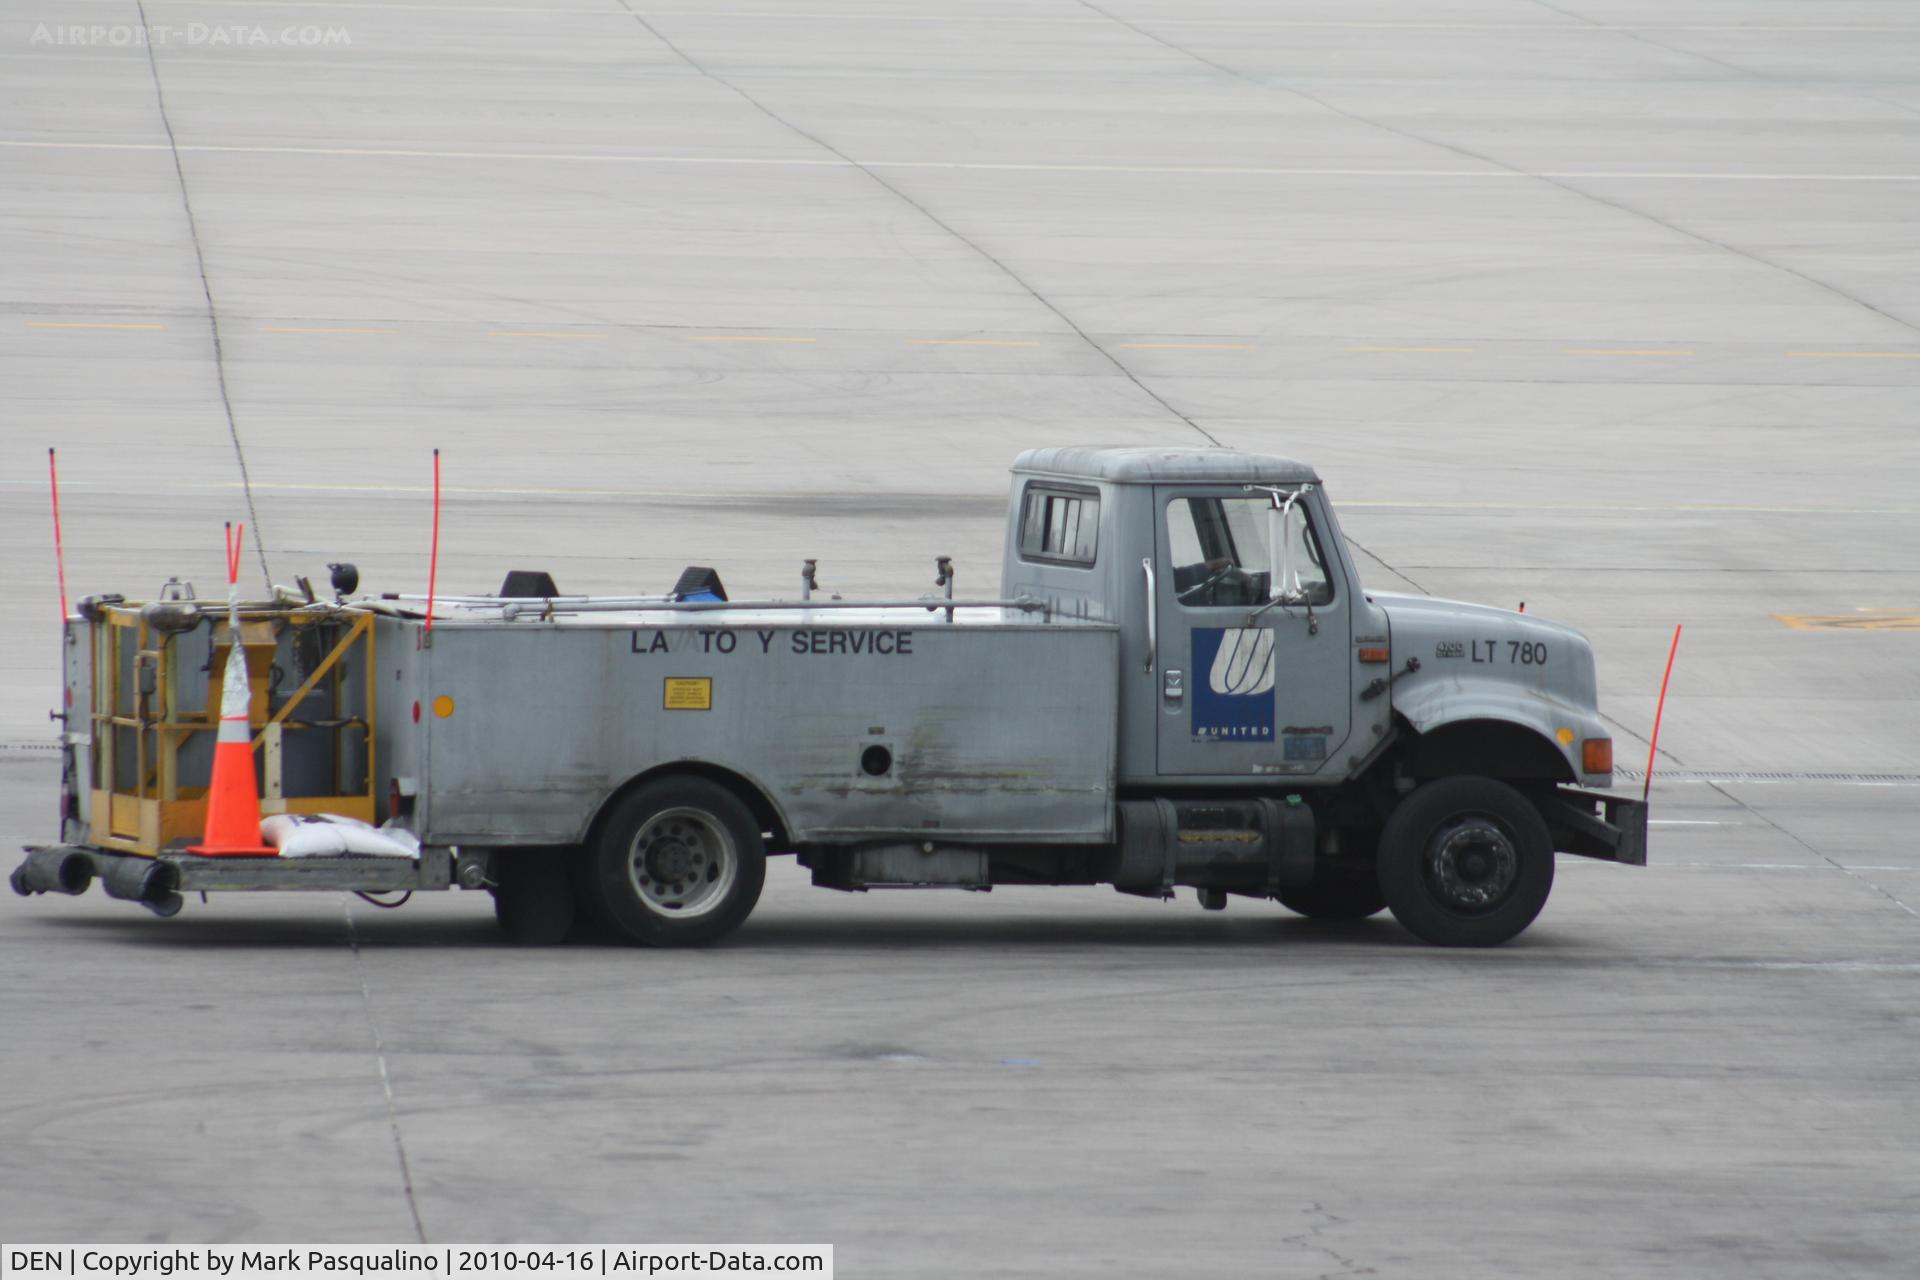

[1265,487,1311,604]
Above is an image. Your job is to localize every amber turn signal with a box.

[1358,646,1390,664]
[1582,738,1613,774]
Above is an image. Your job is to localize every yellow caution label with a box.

[663,677,713,711]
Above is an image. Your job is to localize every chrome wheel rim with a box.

[628,807,737,918]
[1422,814,1519,913]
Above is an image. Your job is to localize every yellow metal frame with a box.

[87,605,379,856]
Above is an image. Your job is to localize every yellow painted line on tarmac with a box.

[1775,611,1920,632]
[691,334,816,344]
[1344,345,1474,353]
[1787,350,1920,360]
[1565,347,1695,357]
[909,338,1042,347]
[1118,342,1255,350]
[487,330,604,339]
[264,325,399,335]
[28,321,165,331]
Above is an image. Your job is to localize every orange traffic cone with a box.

[189,640,274,856]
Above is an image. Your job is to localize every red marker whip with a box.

[424,448,441,638]
[48,448,69,622]
[1643,624,1682,802]
[224,522,246,626]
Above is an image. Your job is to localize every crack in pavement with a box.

[1074,0,1920,339]
[1280,1200,1377,1279]
[343,898,429,1242]
[132,0,274,590]
[610,0,1223,450]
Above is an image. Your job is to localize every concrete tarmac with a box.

[2,0,1917,1273]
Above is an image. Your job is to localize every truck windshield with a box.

[1168,495,1331,607]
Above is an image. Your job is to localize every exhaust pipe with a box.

[10,848,94,897]
[100,857,183,919]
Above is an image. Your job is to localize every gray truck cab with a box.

[1004,446,1615,787]
[1003,446,1642,944]
[1004,447,1387,788]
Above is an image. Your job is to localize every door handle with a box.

[1141,557,1157,674]
[1163,669,1184,704]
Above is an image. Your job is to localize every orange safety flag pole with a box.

[1643,624,1683,804]
[425,448,441,639]
[190,522,274,856]
[48,448,70,622]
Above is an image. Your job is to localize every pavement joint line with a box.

[1698,777,1920,919]
[132,0,272,591]
[26,321,165,330]
[691,334,817,343]
[4,140,1917,183]
[610,4,1216,448]
[486,330,603,339]
[341,900,428,1243]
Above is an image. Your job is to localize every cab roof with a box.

[1012,446,1318,486]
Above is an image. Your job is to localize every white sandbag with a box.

[263,813,421,860]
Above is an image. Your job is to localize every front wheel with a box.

[589,777,766,947]
[1377,777,1554,947]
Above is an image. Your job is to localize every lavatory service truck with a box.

[12,447,1645,947]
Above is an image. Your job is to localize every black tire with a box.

[1377,776,1554,947]
[1276,868,1388,920]
[589,777,766,947]
[567,845,619,941]
[492,850,576,946]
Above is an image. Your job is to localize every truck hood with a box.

[1370,593,1606,770]
[1372,591,1569,632]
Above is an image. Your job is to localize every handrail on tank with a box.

[495,596,1047,622]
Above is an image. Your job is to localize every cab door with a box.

[1152,487,1352,779]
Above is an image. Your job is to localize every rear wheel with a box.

[590,777,766,947]
[1377,776,1553,946]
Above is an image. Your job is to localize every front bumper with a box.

[1543,787,1648,866]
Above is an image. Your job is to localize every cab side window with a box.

[1018,485,1099,566]
[1167,495,1333,607]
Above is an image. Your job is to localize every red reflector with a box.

[1582,738,1613,774]
[1358,646,1390,664]
[412,700,421,723]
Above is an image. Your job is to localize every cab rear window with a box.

[1018,485,1099,566]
